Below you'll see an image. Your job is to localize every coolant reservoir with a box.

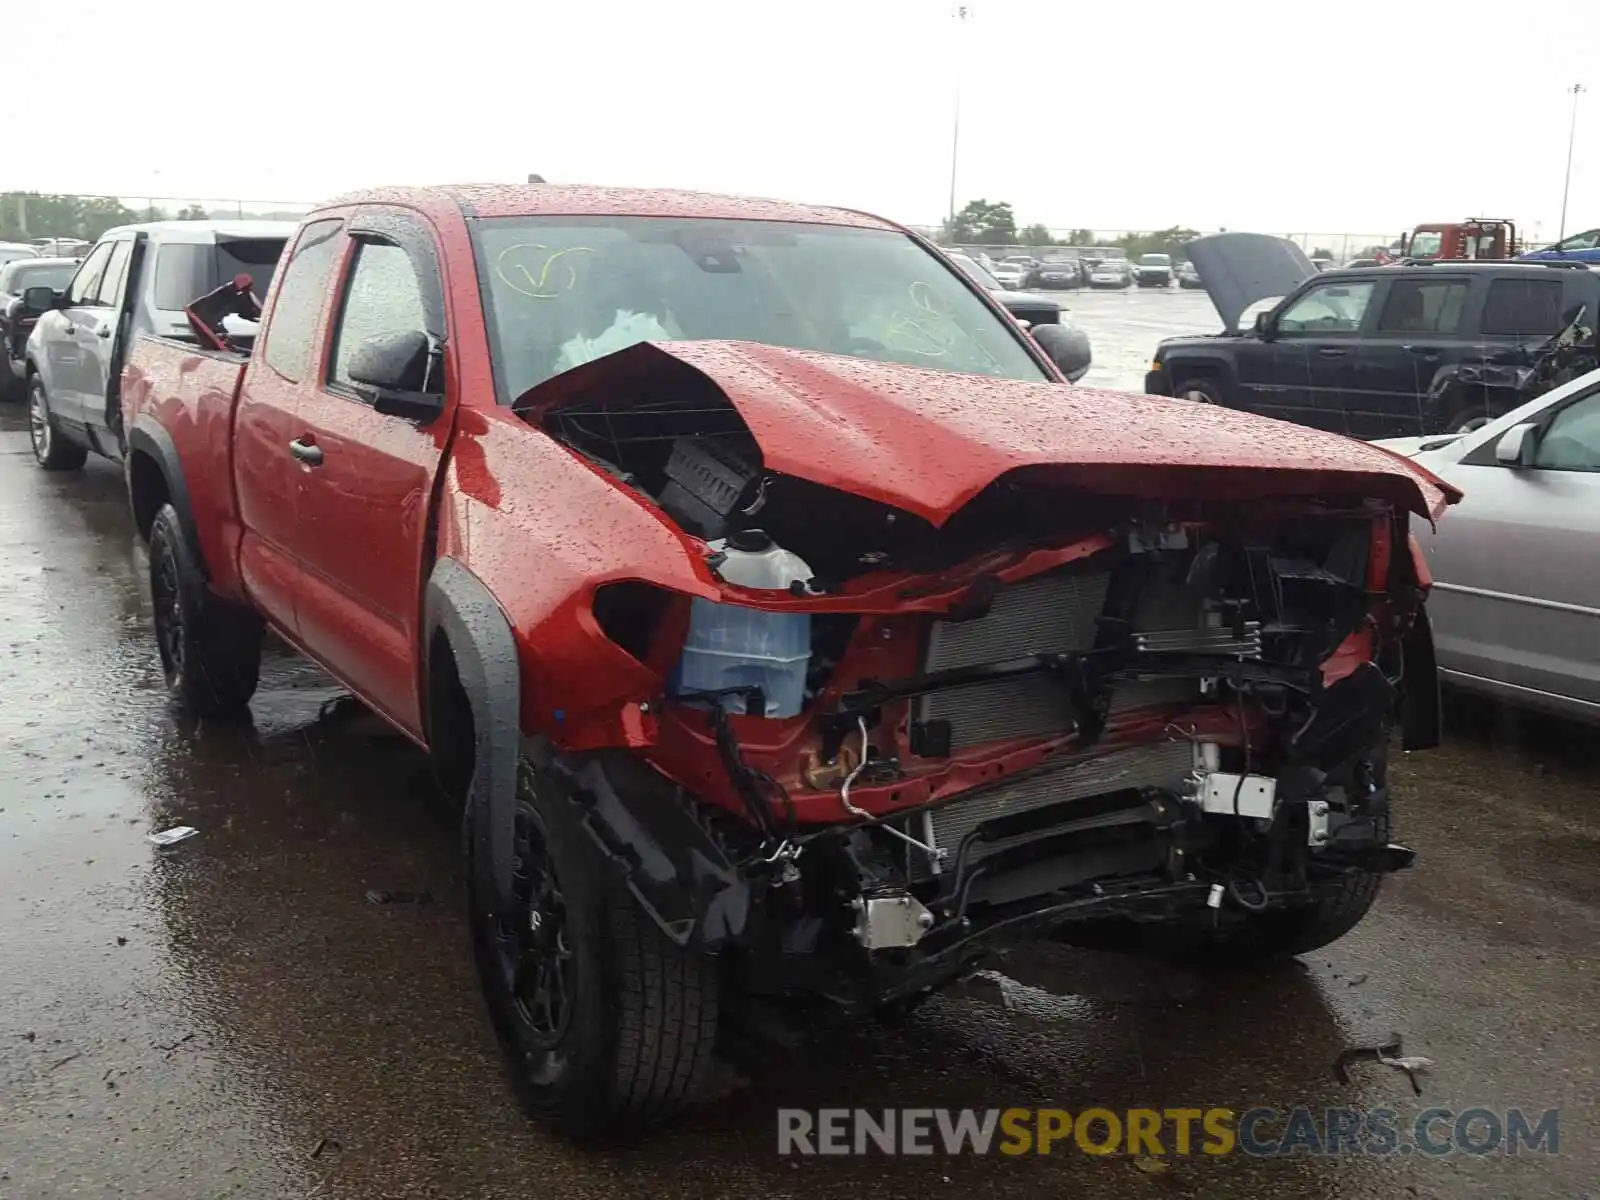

[672,531,812,718]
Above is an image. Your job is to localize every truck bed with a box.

[121,335,252,600]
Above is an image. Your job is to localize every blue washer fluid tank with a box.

[672,530,813,718]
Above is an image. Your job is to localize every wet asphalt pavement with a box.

[3,290,1599,1199]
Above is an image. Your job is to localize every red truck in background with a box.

[1400,217,1518,261]
[120,184,1456,1138]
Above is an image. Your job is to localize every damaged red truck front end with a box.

[497,336,1456,1014]
[122,185,1460,1137]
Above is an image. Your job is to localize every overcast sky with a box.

[6,0,1594,242]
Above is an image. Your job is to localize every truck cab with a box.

[1403,218,1517,262]
[22,219,294,468]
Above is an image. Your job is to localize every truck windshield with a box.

[469,216,1049,403]
[1409,232,1444,259]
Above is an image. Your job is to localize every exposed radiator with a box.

[915,564,1238,752]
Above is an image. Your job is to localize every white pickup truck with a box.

[21,219,295,469]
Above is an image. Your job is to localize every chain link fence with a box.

[2,193,320,243]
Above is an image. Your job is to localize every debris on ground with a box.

[1347,973,1369,987]
[309,1136,342,1159]
[365,889,434,906]
[1334,1033,1434,1095]
[147,826,199,847]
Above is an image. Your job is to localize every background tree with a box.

[1019,223,1061,247]
[945,199,1018,244]
[1067,228,1097,246]
[1311,246,1334,261]
[1115,225,1201,261]
[0,192,140,241]
[176,205,210,221]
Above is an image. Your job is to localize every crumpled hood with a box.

[1186,232,1316,333]
[520,340,1460,521]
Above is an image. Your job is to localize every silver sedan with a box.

[1378,368,1600,722]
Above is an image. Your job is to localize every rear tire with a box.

[1439,395,1495,435]
[28,377,88,471]
[148,503,262,716]
[472,755,720,1138]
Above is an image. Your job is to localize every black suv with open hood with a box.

[1145,233,1600,438]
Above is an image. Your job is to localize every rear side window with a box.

[261,220,344,383]
[1480,277,1563,337]
[1375,278,1468,334]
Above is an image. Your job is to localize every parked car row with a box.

[12,186,1442,1138]
[944,250,1092,378]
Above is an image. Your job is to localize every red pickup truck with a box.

[121,184,1457,1137]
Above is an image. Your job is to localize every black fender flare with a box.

[1164,354,1237,394]
[423,558,522,912]
[125,418,202,559]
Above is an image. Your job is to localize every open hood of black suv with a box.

[1187,232,1316,333]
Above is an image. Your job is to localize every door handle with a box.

[63,324,77,335]
[1316,346,1347,357]
[96,325,111,338]
[288,438,324,466]
[1401,344,1440,359]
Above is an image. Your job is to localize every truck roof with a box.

[95,219,300,243]
[317,184,902,232]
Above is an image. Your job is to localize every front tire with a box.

[472,756,720,1138]
[148,503,262,716]
[1174,376,1225,405]
[1203,806,1390,963]
[28,377,87,471]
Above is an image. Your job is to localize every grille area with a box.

[925,739,1195,859]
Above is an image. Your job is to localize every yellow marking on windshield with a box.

[494,244,596,298]
[884,281,958,357]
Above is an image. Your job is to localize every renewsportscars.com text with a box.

[776,1106,1560,1158]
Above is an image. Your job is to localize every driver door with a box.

[35,239,113,425]
[1259,278,1378,434]
[286,214,455,737]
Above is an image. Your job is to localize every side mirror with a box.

[1031,322,1091,383]
[1494,422,1538,467]
[21,286,58,315]
[1253,310,1275,341]
[347,329,445,423]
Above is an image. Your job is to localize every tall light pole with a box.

[947,5,968,236]
[1558,83,1585,243]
